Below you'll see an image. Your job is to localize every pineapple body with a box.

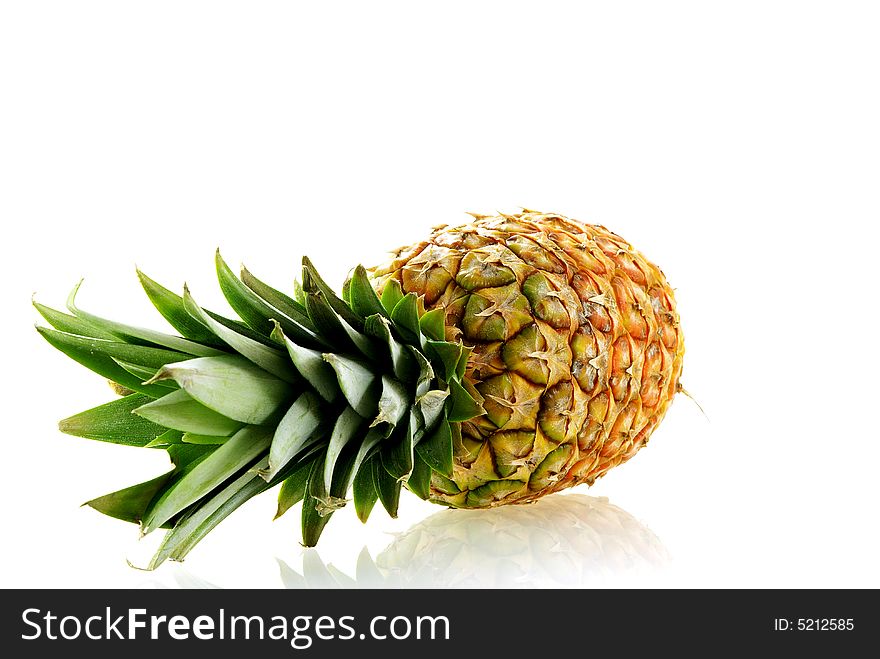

[372,211,684,508]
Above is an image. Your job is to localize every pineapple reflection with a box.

[280,494,669,588]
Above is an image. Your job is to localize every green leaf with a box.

[147,354,291,424]
[86,471,175,526]
[142,425,273,533]
[182,286,297,383]
[182,433,229,445]
[293,277,306,305]
[407,451,432,500]
[264,391,324,480]
[37,327,190,370]
[390,293,421,342]
[447,377,485,422]
[67,280,223,358]
[216,251,325,350]
[33,301,117,340]
[323,354,379,418]
[303,291,367,356]
[353,456,379,523]
[408,346,435,398]
[111,359,178,389]
[148,457,269,568]
[274,457,316,520]
[372,376,409,435]
[381,412,416,481]
[373,454,402,518]
[347,265,387,320]
[36,326,171,397]
[415,418,453,478]
[137,270,226,346]
[416,389,449,431]
[380,279,404,315]
[363,315,418,382]
[456,344,472,379]
[426,339,462,382]
[134,389,244,436]
[301,256,365,330]
[272,323,338,403]
[144,429,184,448]
[322,406,364,494]
[418,308,446,341]
[240,265,312,327]
[302,457,331,547]
[58,394,168,446]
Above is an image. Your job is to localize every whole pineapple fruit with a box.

[35,210,683,568]
[371,211,683,508]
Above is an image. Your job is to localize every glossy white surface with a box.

[1,1,878,588]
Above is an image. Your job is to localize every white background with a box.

[1,1,878,589]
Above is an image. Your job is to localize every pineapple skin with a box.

[371,211,684,508]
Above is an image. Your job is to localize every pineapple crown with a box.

[34,251,484,569]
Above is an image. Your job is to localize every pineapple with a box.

[35,210,683,568]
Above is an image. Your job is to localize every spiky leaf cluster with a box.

[35,253,483,568]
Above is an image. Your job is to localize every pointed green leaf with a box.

[447,377,485,422]
[407,451,432,500]
[304,291,363,354]
[272,323,338,403]
[353,456,379,523]
[293,277,306,305]
[416,389,449,431]
[426,339,462,381]
[144,429,184,448]
[67,280,223,358]
[86,471,175,526]
[275,456,317,520]
[240,265,312,327]
[408,346,435,398]
[143,425,272,533]
[36,326,171,397]
[323,354,379,418]
[37,327,190,370]
[149,457,269,568]
[371,376,409,435]
[134,389,243,436]
[348,265,387,320]
[58,394,168,446]
[216,251,325,349]
[111,359,178,389]
[380,279,404,316]
[373,454,401,518]
[147,354,290,424]
[363,315,418,382]
[322,406,364,493]
[137,270,226,346]
[182,433,229,445]
[456,344,472,379]
[182,286,297,382]
[390,293,420,342]
[381,412,416,481]
[151,442,320,567]
[415,418,453,478]
[419,308,446,341]
[302,256,364,330]
[167,443,214,469]
[264,391,324,480]
[302,457,331,547]
[33,301,117,340]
